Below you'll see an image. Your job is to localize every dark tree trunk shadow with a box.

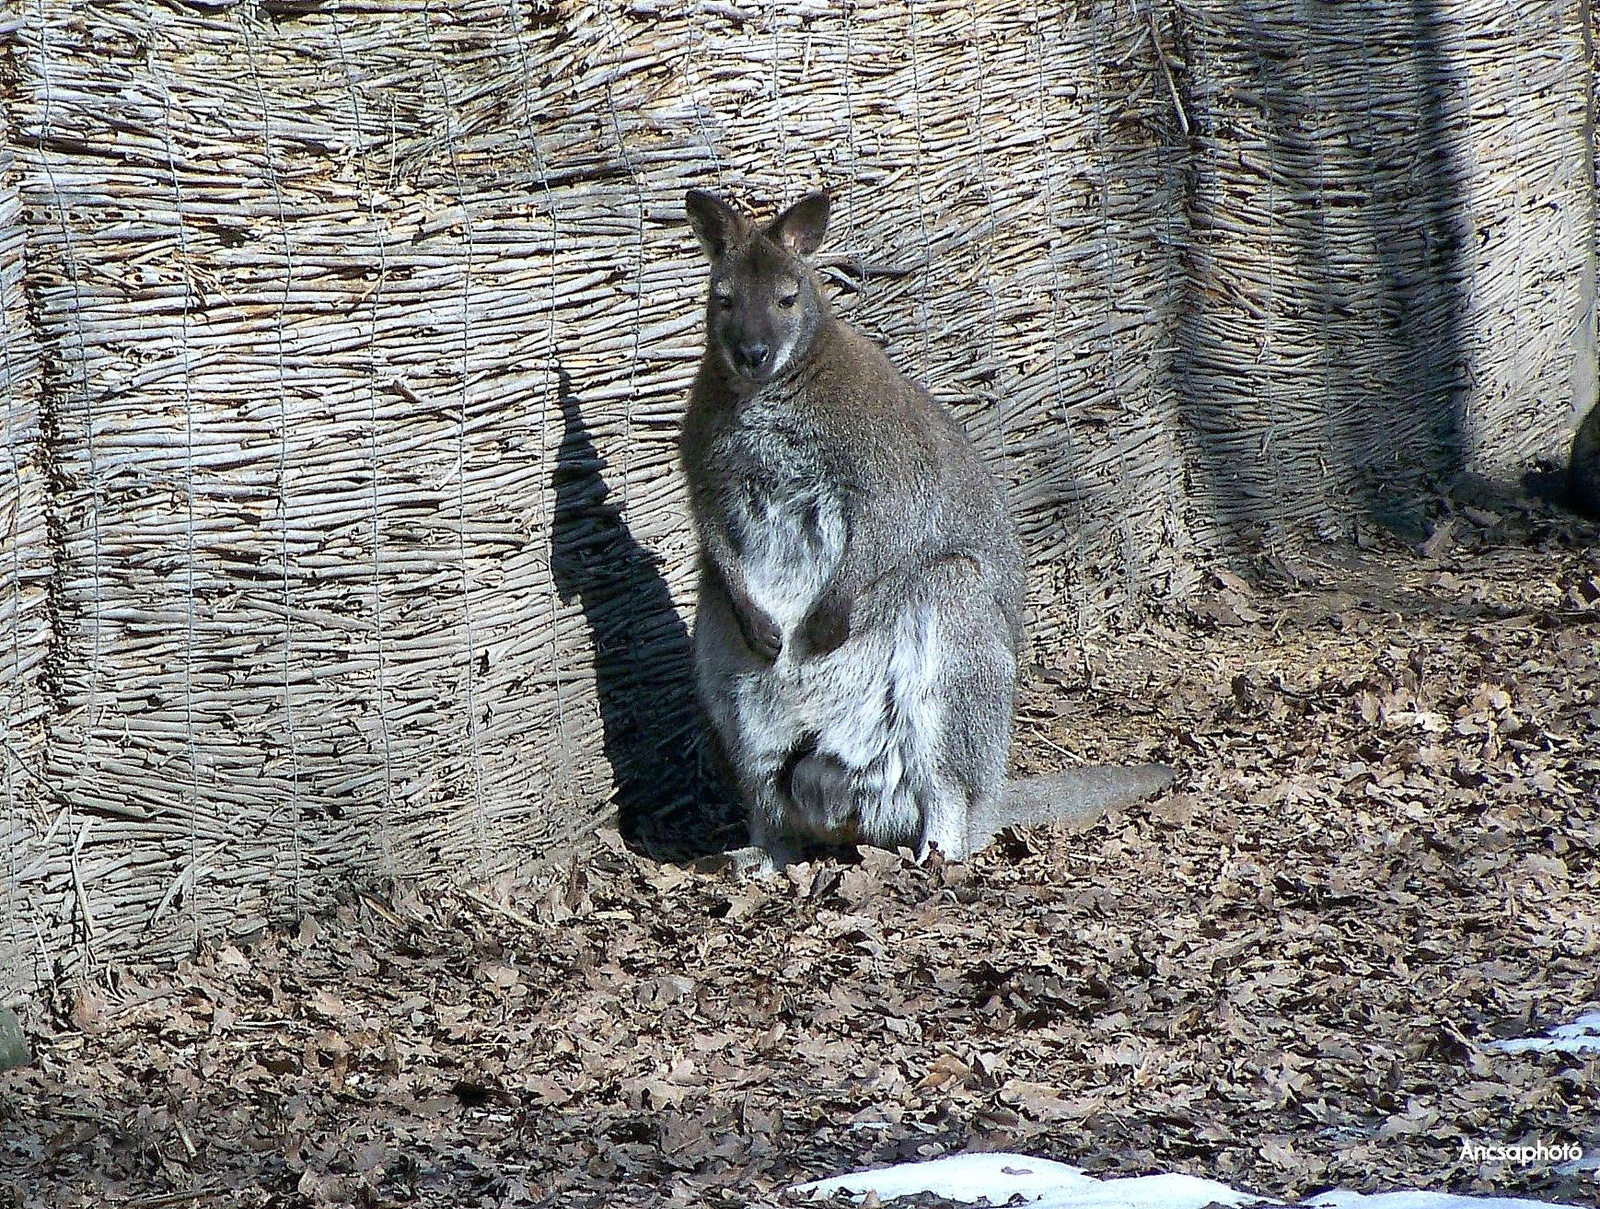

[548,369,738,861]
[1170,0,1474,553]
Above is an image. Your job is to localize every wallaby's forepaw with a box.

[738,605,782,662]
[802,594,850,655]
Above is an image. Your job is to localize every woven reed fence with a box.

[0,0,1593,997]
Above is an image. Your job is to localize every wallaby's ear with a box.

[765,191,830,257]
[685,189,750,261]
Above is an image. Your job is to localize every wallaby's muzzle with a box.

[729,338,771,378]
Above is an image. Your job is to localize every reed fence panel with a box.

[0,0,1590,995]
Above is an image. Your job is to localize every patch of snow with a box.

[1307,1195,1573,1209]
[1489,1011,1600,1055]
[791,1155,1590,1209]
[791,1153,1259,1209]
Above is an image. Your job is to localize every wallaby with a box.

[679,189,1173,873]
[1570,401,1600,519]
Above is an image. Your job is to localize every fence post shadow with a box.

[548,368,737,862]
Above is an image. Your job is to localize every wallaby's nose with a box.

[734,340,770,374]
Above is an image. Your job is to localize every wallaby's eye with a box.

[714,293,733,311]
[777,293,798,310]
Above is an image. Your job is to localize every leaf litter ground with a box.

[3,497,1597,1208]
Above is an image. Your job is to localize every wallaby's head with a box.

[685,189,830,387]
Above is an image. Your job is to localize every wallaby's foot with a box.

[690,843,788,878]
[917,790,972,863]
[691,844,773,877]
[743,813,802,876]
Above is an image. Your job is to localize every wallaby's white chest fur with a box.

[728,477,843,648]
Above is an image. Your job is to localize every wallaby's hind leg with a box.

[793,555,1016,863]
[915,565,1015,861]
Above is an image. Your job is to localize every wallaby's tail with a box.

[968,763,1175,851]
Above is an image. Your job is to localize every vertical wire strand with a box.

[147,5,204,931]
[963,0,1011,513]
[33,0,106,961]
[419,4,489,857]
[332,8,399,872]
[598,7,647,524]
[505,0,572,803]
[1028,0,1092,660]
[904,1,934,375]
[242,7,305,905]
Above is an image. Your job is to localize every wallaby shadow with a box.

[548,369,738,861]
